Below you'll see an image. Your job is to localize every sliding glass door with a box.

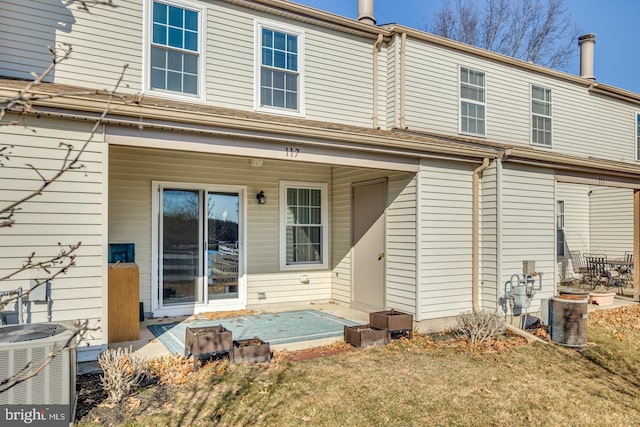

[206,192,239,301]
[157,183,243,314]
[162,189,201,305]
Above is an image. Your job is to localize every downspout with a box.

[495,157,503,310]
[472,158,491,313]
[399,32,407,129]
[372,33,384,129]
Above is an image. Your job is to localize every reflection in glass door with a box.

[206,192,239,300]
[161,189,201,305]
[159,187,240,308]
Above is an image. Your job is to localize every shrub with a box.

[98,346,147,403]
[454,311,505,345]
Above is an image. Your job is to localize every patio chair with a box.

[569,250,587,284]
[585,255,610,290]
[619,251,634,289]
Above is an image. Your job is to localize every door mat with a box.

[148,309,359,355]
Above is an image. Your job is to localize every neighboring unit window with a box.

[532,86,552,146]
[149,1,201,96]
[257,23,303,113]
[460,67,486,136]
[636,112,640,160]
[557,200,565,257]
[280,182,327,269]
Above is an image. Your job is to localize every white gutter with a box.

[472,158,491,313]
[372,33,384,129]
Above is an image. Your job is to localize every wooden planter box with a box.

[589,292,616,306]
[233,338,271,363]
[344,324,389,348]
[185,325,233,370]
[369,310,414,338]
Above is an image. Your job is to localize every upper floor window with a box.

[636,112,640,160]
[256,21,304,116]
[460,67,486,136]
[147,0,205,100]
[532,85,552,146]
[279,181,327,270]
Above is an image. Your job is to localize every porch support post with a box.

[634,189,640,301]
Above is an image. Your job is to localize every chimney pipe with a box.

[357,0,376,25]
[578,33,596,80]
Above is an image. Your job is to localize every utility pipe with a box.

[399,32,407,129]
[472,158,491,313]
[372,33,384,129]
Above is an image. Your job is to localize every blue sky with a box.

[294,0,640,94]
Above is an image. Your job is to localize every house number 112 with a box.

[285,147,300,158]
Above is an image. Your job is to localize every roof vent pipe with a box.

[578,33,596,80]
[357,0,376,25]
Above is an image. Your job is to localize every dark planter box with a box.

[344,324,389,348]
[185,325,233,370]
[233,338,271,363]
[369,310,414,339]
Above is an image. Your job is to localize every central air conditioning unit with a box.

[0,323,77,420]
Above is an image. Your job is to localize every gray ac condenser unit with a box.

[0,323,77,420]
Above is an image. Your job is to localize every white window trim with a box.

[635,111,640,161]
[143,0,207,103]
[254,19,306,117]
[458,66,487,137]
[530,84,553,147]
[151,181,247,317]
[279,180,328,271]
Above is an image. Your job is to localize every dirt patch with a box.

[187,309,256,321]
[274,341,354,362]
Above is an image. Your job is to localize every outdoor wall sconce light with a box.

[256,191,266,204]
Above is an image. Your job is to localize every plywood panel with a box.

[108,263,140,342]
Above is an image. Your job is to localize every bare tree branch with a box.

[428,0,580,70]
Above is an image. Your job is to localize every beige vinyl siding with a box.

[589,186,633,259]
[0,0,143,91]
[501,164,555,309]
[0,0,76,81]
[556,182,590,282]
[206,1,375,125]
[4,0,376,127]
[385,36,399,130]
[403,38,638,165]
[418,159,474,320]
[481,161,498,311]
[108,144,334,311]
[0,116,105,341]
[386,174,417,314]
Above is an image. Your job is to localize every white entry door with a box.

[152,182,246,316]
